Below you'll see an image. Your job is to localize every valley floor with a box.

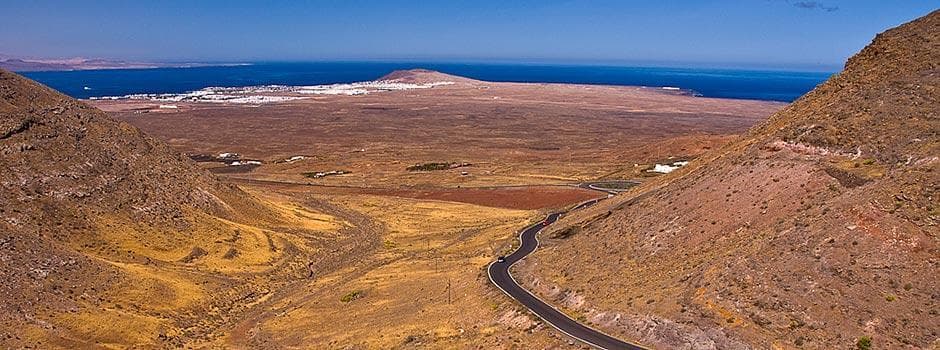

[71,72,780,348]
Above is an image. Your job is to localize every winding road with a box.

[487,183,647,350]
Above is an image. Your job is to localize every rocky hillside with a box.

[0,69,260,225]
[524,10,938,350]
[0,69,318,347]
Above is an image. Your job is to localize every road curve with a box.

[488,189,647,350]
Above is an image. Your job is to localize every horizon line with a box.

[9,56,841,73]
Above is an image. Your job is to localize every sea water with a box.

[23,61,832,102]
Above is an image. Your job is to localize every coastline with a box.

[23,62,831,102]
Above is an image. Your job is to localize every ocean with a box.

[22,62,833,102]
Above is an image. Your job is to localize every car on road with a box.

[496,256,506,263]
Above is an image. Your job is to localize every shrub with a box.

[179,247,208,263]
[794,336,805,346]
[552,226,580,239]
[856,336,872,350]
[341,290,364,303]
[408,162,449,171]
[591,181,637,190]
[406,162,469,171]
[221,247,238,259]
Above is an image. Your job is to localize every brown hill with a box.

[0,69,264,223]
[378,68,479,84]
[0,57,177,72]
[0,69,340,347]
[525,10,938,350]
[0,59,72,72]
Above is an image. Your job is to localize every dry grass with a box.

[3,68,785,348]
[12,191,354,348]
[518,11,940,349]
[245,194,560,348]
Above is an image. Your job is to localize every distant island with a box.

[0,55,246,72]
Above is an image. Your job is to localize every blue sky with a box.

[1,1,936,70]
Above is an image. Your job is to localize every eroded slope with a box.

[0,69,365,348]
[525,10,939,349]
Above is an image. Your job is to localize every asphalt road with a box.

[487,187,647,350]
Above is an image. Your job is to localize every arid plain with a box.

[4,5,937,349]
[79,70,784,348]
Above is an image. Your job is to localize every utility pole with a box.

[447,278,452,304]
